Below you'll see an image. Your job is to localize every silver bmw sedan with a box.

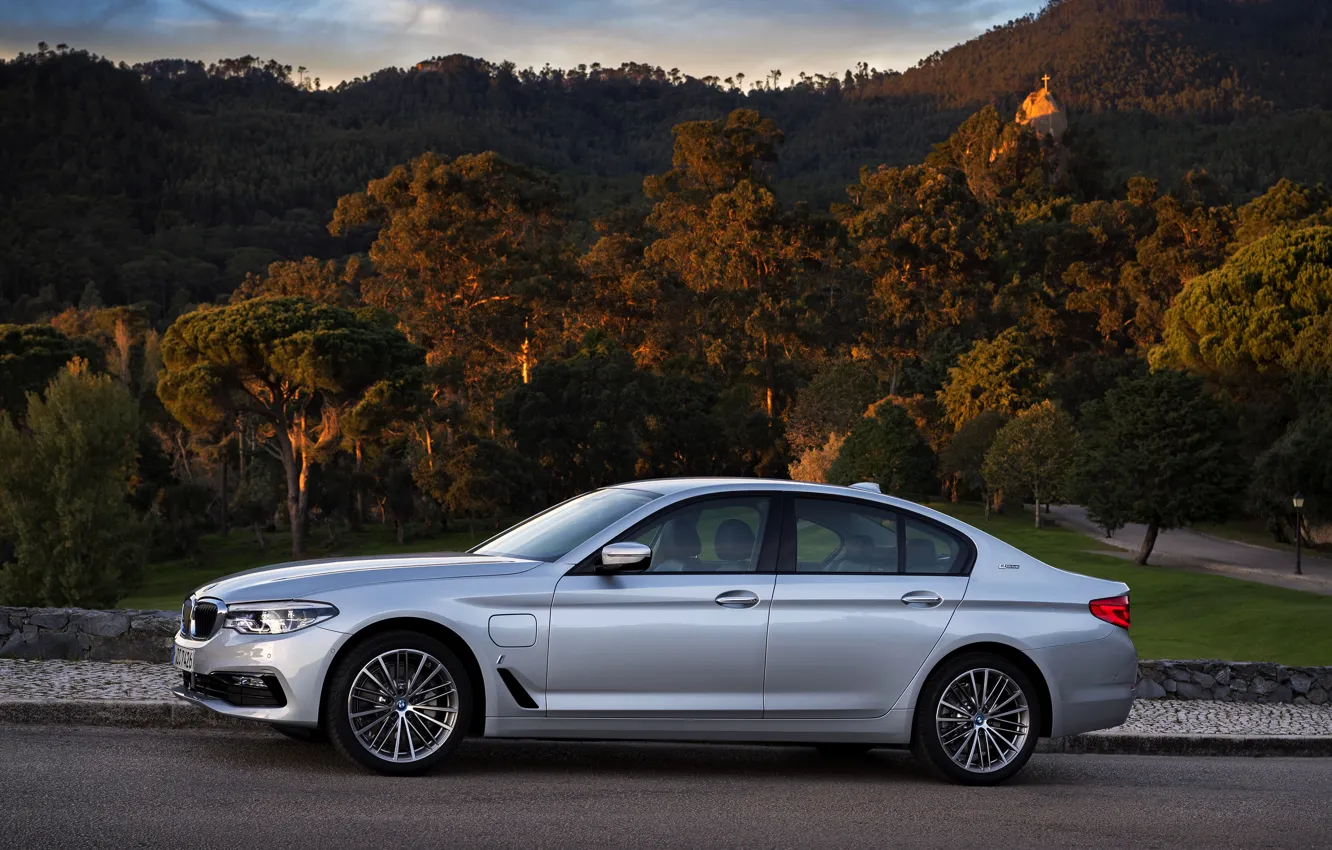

[172,478,1136,785]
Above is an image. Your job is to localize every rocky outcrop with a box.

[0,607,177,662]
[1137,660,1331,705]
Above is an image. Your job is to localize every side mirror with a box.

[598,542,651,572]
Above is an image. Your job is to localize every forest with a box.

[1,0,1330,606]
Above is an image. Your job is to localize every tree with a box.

[826,403,937,498]
[842,164,1004,391]
[939,410,1007,508]
[444,436,528,533]
[982,401,1078,528]
[329,151,570,395]
[1248,409,1332,543]
[1073,371,1244,563]
[789,432,847,484]
[0,360,146,607]
[643,109,820,417]
[157,297,425,557]
[938,329,1047,429]
[234,257,367,306]
[785,360,879,454]
[1158,226,1332,401]
[0,324,99,419]
[1233,179,1331,247]
[496,336,650,503]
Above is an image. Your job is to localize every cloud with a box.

[0,0,1043,83]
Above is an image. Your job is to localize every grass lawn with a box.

[119,524,490,611]
[932,503,1332,666]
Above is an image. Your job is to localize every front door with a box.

[763,496,971,718]
[546,494,778,718]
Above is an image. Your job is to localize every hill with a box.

[1,0,1329,319]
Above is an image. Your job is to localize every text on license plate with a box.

[173,644,195,673]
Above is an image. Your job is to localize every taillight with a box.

[1089,594,1130,629]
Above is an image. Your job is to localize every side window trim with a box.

[570,491,783,576]
[779,494,977,577]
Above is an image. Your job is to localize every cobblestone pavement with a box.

[0,659,178,701]
[1118,699,1332,736]
[4,659,1332,736]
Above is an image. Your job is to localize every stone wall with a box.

[1137,660,1331,705]
[0,607,177,662]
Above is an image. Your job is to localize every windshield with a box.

[472,487,662,562]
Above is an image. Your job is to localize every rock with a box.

[131,614,179,635]
[1295,696,1309,705]
[0,617,10,637]
[1211,685,1231,700]
[1164,678,1177,694]
[6,629,81,660]
[1174,682,1205,699]
[1167,667,1192,682]
[1289,673,1313,695]
[0,631,25,657]
[1253,677,1275,695]
[1191,672,1216,688]
[1214,667,1231,686]
[1269,685,1293,703]
[28,610,70,630]
[1319,674,1332,691]
[1309,689,1328,705]
[75,611,131,638]
[1136,678,1167,699]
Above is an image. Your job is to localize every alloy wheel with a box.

[934,667,1031,773]
[347,648,459,763]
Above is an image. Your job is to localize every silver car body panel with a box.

[171,478,1137,742]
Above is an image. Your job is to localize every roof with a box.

[611,477,886,498]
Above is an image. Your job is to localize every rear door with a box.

[546,493,780,718]
[763,495,971,718]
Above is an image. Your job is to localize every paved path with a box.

[3,726,1331,849]
[4,659,1332,736]
[1049,505,1332,594]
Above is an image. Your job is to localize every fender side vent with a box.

[497,668,539,709]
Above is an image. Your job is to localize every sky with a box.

[0,1,1047,85]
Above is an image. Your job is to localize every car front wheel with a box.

[324,630,472,776]
[911,652,1041,786]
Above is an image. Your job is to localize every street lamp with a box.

[1293,492,1305,576]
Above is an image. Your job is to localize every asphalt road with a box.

[3,726,1331,850]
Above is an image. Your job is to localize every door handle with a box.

[715,591,760,609]
[901,590,943,608]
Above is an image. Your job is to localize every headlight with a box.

[224,601,339,635]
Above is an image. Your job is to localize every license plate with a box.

[173,644,195,673]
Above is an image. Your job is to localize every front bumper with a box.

[171,622,346,727]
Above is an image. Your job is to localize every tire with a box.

[323,630,473,776]
[271,723,327,743]
[911,652,1041,786]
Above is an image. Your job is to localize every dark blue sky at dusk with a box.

[1,1,1045,83]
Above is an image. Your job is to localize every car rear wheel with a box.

[911,652,1040,786]
[324,630,472,776]
[271,723,327,743]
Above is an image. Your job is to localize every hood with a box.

[192,552,541,604]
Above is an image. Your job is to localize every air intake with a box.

[497,668,539,709]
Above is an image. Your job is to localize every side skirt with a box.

[484,710,914,744]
